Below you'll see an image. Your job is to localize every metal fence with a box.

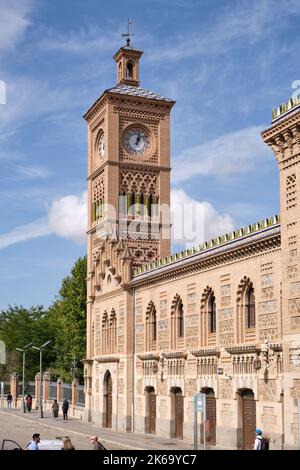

[3,382,10,394]
[76,385,85,406]
[49,382,57,400]
[17,381,35,396]
[61,383,72,402]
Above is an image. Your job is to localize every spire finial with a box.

[121,18,134,47]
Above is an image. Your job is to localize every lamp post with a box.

[16,343,32,413]
[32,340,51,418]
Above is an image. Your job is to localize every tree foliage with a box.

[0,256,87,384]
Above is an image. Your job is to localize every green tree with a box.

[0,306,57,381]
[50,256,87,383]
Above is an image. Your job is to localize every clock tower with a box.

[84,42,175,269]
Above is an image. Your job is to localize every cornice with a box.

[137,354,160,361]
[225,345,260,354]
[190,348,220,357]
[162,351,187,359]
[94,355,120,363]
[87,161,171,181]
[132,226,281,289]
[84,90,174,123]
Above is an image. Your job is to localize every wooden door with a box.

[242,396,256,450]
[149,392,156,434]
[105,374,112,428]
[175,393,184,439]
[206,396,216,445]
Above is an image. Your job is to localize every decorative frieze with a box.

[258,300,277,314]
[259,379,277,402]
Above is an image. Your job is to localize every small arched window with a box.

[208,295,216,333]
[178,302,184,337]
[118,62,122,81]
[152,310,157,341]
[126,62,134,79]
[246,285,255,328]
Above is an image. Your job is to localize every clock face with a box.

[98,131,105,158]
[124,128,150,156]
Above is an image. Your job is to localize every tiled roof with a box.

[108,84,173,102]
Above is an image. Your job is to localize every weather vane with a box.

[121,18,134,47]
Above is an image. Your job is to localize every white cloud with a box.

[18,166,53,179]
[0,218,51,249]
[48,191,87,245]
[172,126,272,183]
[39,26,120,55]
[149,0,300,63]
[0,0,33,55]
[171,188,234,247]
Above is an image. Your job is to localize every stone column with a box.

[43,372,51,403]
[57,377,63,403]
[35,373,40,408]
[10,373,19,408]
[72,379,78,416]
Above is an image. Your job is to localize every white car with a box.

[1,438,64,450]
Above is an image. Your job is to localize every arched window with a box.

[236,277,256,343]
[126,62,134,79]
[145,302,157,351]
[171,295,184,349]
[152,310,157,341]
[178,302,184,337]
[245,285,255,328]
[101,311,108,354]
[208,294,216,333]
[110,310,117,354]
[118,62,122,81]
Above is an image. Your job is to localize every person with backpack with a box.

[254,429,269,450]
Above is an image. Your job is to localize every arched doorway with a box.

[103,370,112,428]
[171,387,184,439]
[201,387,216,445]
[145,386,156,434]
[238,389,256,450]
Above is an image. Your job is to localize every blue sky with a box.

[0,0,299,310]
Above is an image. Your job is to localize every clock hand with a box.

[135,132,141,146]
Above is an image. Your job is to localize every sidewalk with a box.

[0,408,195,450]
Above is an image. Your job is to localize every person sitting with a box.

[27,433,40,450]
[91,435,106,450]
[61,436,75,450]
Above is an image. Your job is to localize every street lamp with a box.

[32,340,51,418]
[16,343,32,413]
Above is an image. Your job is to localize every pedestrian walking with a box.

[91,435,107,450]
[25,394,32,412]
[52,399,59,419]
[61,436,75,450]
[254,429,269,450]
[62,397,69,420]
[7,393,13,409]
[26,433,40,450]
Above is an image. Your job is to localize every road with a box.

[0,410,121,450]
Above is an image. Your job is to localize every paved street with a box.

[0,408,195,450]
